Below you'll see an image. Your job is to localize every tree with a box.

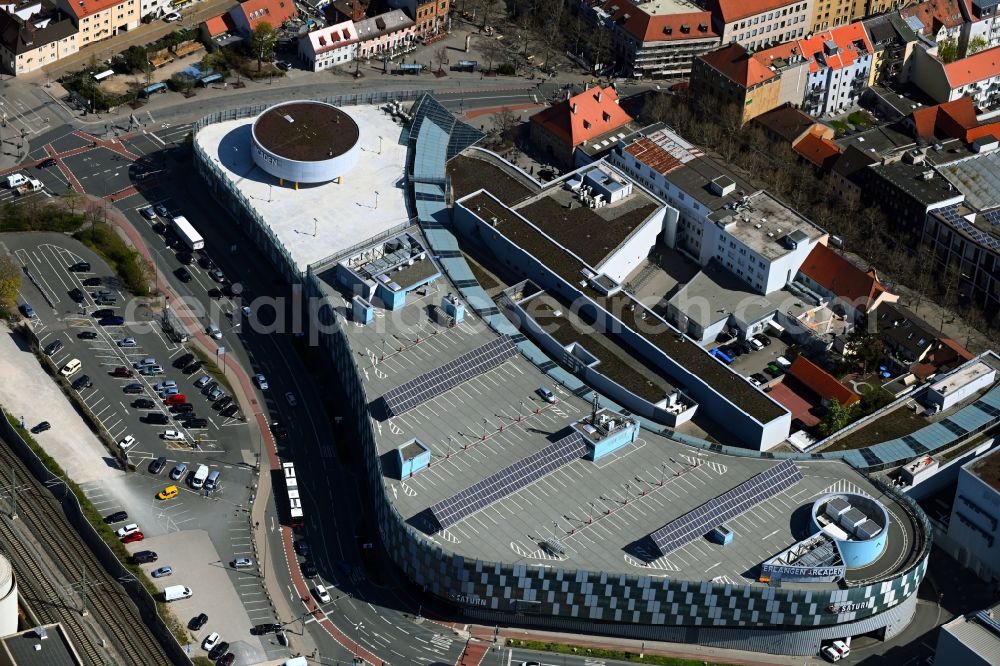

[251,22,278,72]
[937,39,958,63]
[818,400,856,437]
[482,39,505,74]
[0,255,21,313]
[123,45,149,74]
[968,35,988,56]
[435,46,448,74]
[491,106,519,146]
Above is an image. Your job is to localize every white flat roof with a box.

[194,104,410,272]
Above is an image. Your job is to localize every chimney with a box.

[571,102,577,114]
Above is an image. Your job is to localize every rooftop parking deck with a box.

[315,229,919,588]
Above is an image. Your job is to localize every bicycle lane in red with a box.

[97,197,381,665]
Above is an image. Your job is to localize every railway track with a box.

[0,440,172,665]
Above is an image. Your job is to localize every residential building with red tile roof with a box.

[796,22,875,116]
[385,0,448,39]
[905,96,1000,142]
[911,44,1000,110]
[810,0,859,32]
[0,7,78,75]
[793,129,842,169]
[900,0,967,44]
[795,242,898,322]
[299,19,357,71]
[690,43,782,123]
[707,0,813,51]
[54,0,137,46]
[203,14,231,39]
[787,355,860,407]
[228,0,296,37]
[579,0,720,80]
[529,86,635,168]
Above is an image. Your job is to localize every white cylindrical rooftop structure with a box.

[250,100,361,184]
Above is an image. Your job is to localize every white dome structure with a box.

[0,554,18,636]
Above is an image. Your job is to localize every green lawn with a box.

[505,638,731,665]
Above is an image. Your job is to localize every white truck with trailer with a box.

[171,215,204,251]
[16,178,43,195]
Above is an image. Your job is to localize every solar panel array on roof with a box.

[430,432,589,529]
[380,337,518,417]
[650,460,802,556]
[937,205,1000,251]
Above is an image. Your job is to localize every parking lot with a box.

[1,232,282,663]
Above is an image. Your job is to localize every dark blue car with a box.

[99,316,125,326]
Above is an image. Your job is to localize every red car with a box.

[121,531,145,543]
[111,366,134,378]
[165,394,187,405]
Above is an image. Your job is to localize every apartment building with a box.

[584,0,720,79]
[55,0,138,47]
[0,7,77,75]
[911,43,1000,109]
[710,0,813,51]
[385,0,448,39]
[861,12,918,85]
[609,125,825,295]
[299,18,357,71]
[529,85,636,167]
[354,9,415,60]
[227,0,296,37]
[810,0,856,32]
[690,42,782,122]
[797,23,874,115]
[900,0,966,46]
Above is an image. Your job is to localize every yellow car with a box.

[157,485,179,500]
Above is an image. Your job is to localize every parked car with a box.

[132,398,155,409]
[19,303,36,319]
[149,456,168,474]
[254,374,269,390]
[206,324,222,340]
[217,654,235,666]
[163,11,180,21]
[208,268,227,283]
[151,566,173,578]
[144,412,169,425]
[92,308,114,319]
[118,435,136,450]
[140,207,157,219]
[231,557,253,569]
[208,642,230,661]
[162,429,185,441]
[69,261,90,272]
[275,61,291,71]
[99,316,125,326]
[123,383,146,395]
[250,623,280,635]
[207,387,223,401]
[173,353,195,369]
[117,337,137,347]
[182,361,202,374]
[188,613,208,631]
[68,287,85,302]
[44,340,63,356]
[152,221,167,234]
[285,392,298,406]
[155,380,177,391]
[104,511,128,524]
[213,395,233,410]
[220,404,240,418]
[37,157,57,169]
[753,333,772,347]
[165,394,187,405]
[751,372,769,385]
[198,255,214,270]
[177,251,193,265]
[78,331,98,340]
[202,632,220,652]
[207,288,222,299]
[169,463,187,480]
[30,421,51,434]
[139,365,164,376]
[157,485,179,500]
[131,550,157,564]
[170,403,194,413]
[300,561,317,577]
[71,375,92,391]
[116,523,140,538]
[184,418,208,428]
[82,277,102,286]
[112,366,134,378]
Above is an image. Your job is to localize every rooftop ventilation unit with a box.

[709,175,736,196]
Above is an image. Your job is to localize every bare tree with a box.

[491,106,519,145]
[482,39,505,74]
[435,46,448,74]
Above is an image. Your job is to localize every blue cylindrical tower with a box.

[811,493,890,568]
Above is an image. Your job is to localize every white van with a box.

[59,359,82,377]
[163,585,192,601]
[191,464,209,489]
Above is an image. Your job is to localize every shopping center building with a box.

[193,94,931,656]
